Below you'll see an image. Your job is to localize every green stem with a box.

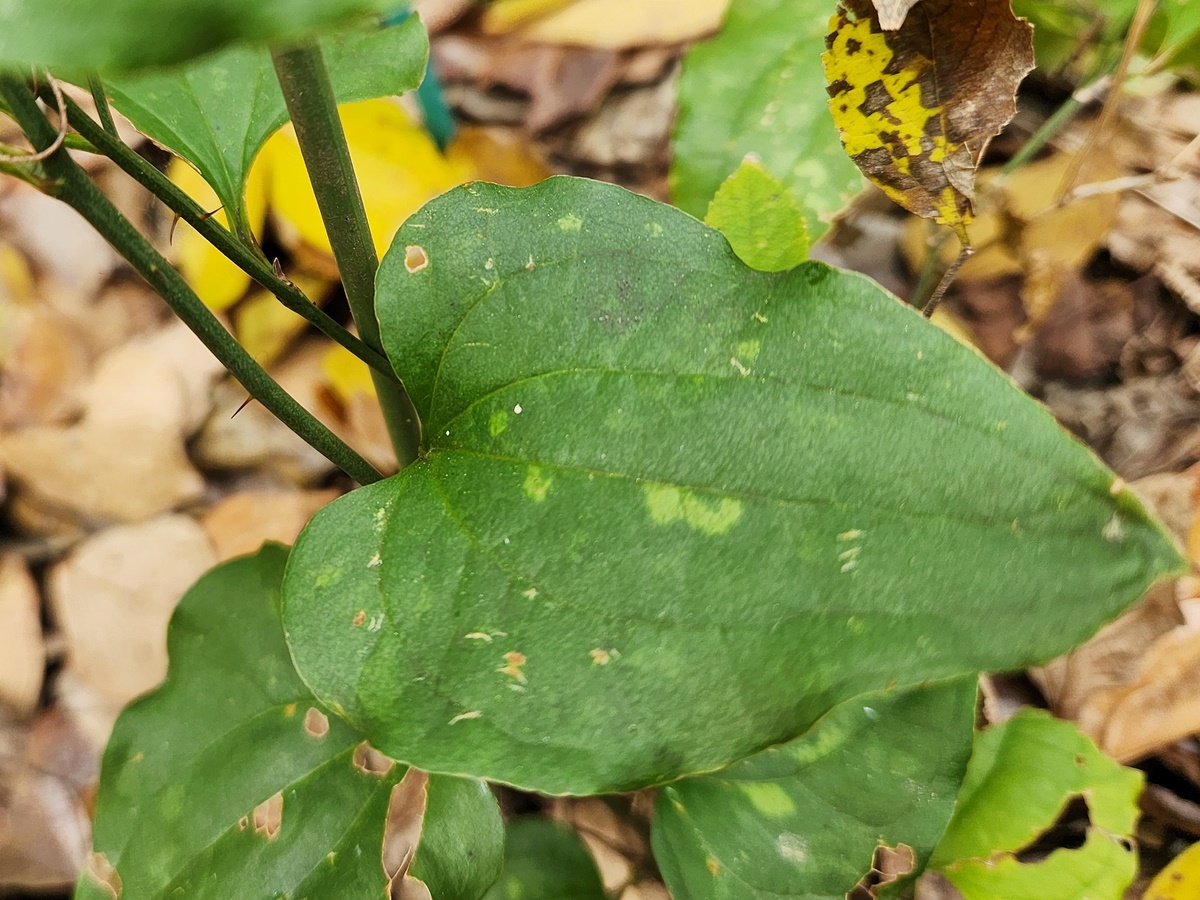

[50,88,398,383]
[87,74,118,136]
[0,74,384,486]
[271,42,421,467]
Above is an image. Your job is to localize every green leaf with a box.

[652,678,977,900]
[103,18,427,228]
[76,545,502,900]
[705,155,809,272]
[481,818,607,900]
[283,176,1180,795]
[0,0,402,72]
[929,708,1143,900]
[672,0,864,241]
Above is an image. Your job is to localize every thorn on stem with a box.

[232,396,255,418]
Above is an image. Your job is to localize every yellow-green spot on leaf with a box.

[490,410,509,437]
[645,222,664,237]
[644,485,743,536]
[736,339,762,363]
[523,467,553,503]
[705,157,809,272]
[557,213,583,232]
[739,782,797,818]
[314,567,341,589]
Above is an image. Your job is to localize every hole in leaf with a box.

[1015,795,1090,862]
[382,768,431,900]
[85,853,122,899]
[848,842,915,899]
[354,741,396,777]
[304,707,330,738]
[404,245,429,273]
[252,791,284,841]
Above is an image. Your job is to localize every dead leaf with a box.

[872,0,922,30]
[201,488,340,562]
[823,0,1034,240]
[0,322,218,525]
[268,99,474,263]
[1146,840,1200,899]
[0,554,45,718]
[48,515,216,747]
[0,710,97,892]
[849,842,917,899]
[168,155,270,313]
[382,768,431,900]
[482,0,729,49]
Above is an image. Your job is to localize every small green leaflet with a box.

[705,155,809,271]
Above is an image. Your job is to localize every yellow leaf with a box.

[268,99,475,262]
[322,343,377,403]
[822,0,1034,243]
[168,156,270,312]
[233,274,333,367]
[481,0,574,31]
[1146,841,1200,900]
[493,0,730,49]
[445,125,552,188]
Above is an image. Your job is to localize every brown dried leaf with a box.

[200,488,340,562]
[0,554,44,718]
[823,0,1034,239]
[48,515,216,747]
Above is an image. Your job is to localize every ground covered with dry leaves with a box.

[2,1,1200,897]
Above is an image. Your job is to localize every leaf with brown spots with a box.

[822,0,1034,241]
[77,547,504,900]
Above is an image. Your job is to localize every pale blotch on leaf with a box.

[353,742,396,777]
[736,339,762,362]
[644,484,743,536]
[489,410,509,437]
[739,782,797,817]
[252,791,284,841]
[590,648,614,666]
[523,467,553,503]
[303,707,330,739]
[706,857,720,876]
[353,610,367,627]
[777,832,809,864]
[404,245,429,274]
[86,852,122,899]
[558,213,583,232]
[449,710,483,725]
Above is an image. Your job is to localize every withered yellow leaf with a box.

[168,156,270,312]
[1147,841,1200,900]
[481,0,574,32]
[234,273,332,367]
[268,99,474,261]
[822,0,1033,241]
[487,0,730,50]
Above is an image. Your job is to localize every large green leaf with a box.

[283,176,1180,795]
[652,678,977,899]
[105,18,427,228]
[929,708,1142,900]
[77,546,502,900]
[0,0,401,72]
[671,0,863,240]
[481,818,607,900]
